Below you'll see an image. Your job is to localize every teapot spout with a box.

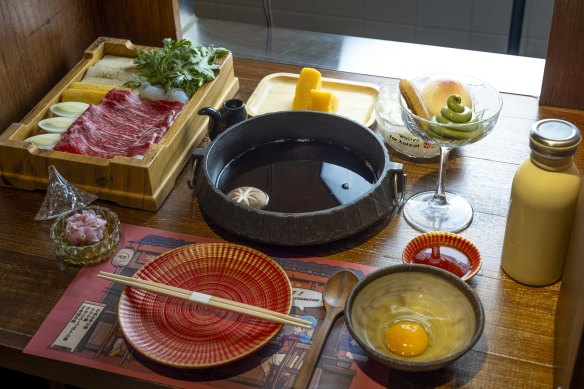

[198,107,222,140]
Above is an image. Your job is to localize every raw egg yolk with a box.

[385,321,429,357]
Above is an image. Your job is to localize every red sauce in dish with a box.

[413,246,471,278]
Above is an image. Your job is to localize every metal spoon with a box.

[292,270,359,389]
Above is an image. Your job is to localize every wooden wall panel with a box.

[540,0,584,110]
[90,0,181,47]
[554,178,584,389]
[0,0,96,133]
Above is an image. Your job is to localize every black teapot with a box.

[198,98,247,140]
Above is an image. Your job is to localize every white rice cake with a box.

[81,55,139,89]
[95,55,137,71]
[79,76,127,87]
[84,66,137,82]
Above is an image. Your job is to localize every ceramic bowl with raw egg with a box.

[344,264,484,372]
[402,232,482,281]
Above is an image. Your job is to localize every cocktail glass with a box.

[399,74,503,232]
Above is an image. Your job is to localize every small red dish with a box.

[402,232,481,281]
[118,242,292,368]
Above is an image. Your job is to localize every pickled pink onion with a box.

[65,209,107,246]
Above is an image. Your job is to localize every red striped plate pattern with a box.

[118,243,292,368]
[402,232,482,281]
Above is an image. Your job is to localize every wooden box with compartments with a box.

[0,37,238,211]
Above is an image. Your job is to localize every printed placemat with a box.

[24,223,389,388]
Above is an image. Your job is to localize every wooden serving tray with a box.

[0,37,239,211]
[246,72,378,127]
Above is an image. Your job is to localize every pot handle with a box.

[386,162,407,207]
[391,171,407,207]
[188,147,208,189]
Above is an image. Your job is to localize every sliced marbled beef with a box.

[54,89,184,159]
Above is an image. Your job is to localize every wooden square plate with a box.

[246,72,378,127]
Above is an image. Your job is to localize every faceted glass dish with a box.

[50,205,121,265]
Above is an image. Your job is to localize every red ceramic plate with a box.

[118,243,292,368]
[402,232,482,281]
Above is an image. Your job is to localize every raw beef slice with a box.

[55,89,184,159]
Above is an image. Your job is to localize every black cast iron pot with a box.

[191,111,405,246]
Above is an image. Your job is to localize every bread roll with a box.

[399,79,431,120]
[421,79,472,116]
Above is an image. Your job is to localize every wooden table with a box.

[0,58,583,388]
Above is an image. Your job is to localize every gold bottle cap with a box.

[530,119,581,170]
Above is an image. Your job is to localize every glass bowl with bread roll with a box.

[398,74,502,233]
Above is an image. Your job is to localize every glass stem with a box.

[430,245,442,265]
[432,146,451,206]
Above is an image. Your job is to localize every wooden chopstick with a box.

[97,271,311,329]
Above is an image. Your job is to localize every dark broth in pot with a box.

[217,139,378,213]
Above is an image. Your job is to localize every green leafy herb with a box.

[125,38,229,98]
